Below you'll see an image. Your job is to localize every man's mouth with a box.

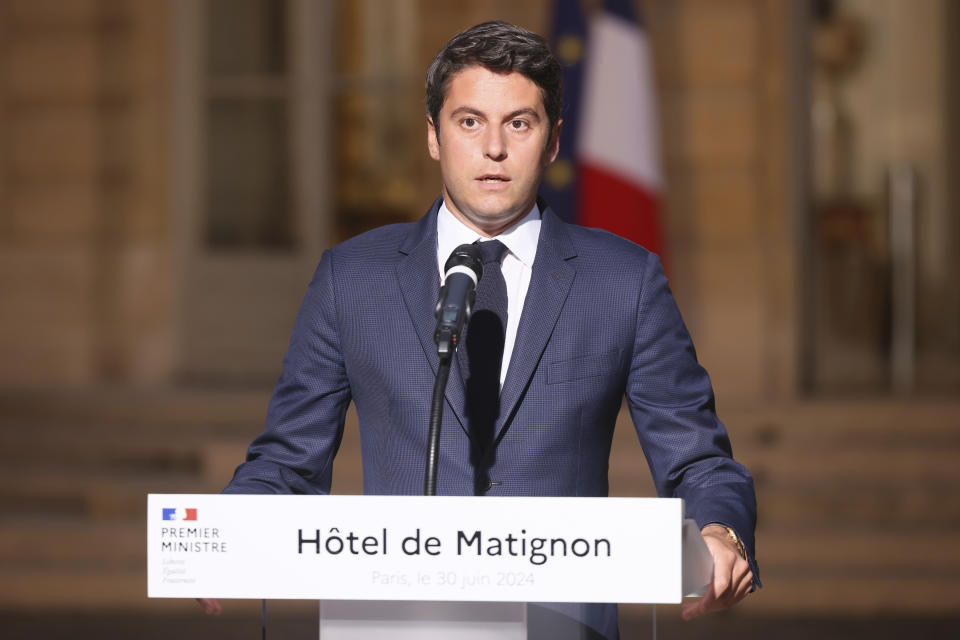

[478,175,509,183]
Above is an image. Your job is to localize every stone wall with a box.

[0,0,173,386]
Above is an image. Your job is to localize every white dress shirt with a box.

[436,200,541,387]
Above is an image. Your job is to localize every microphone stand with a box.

[426,244,480,496]
[424,352,452,496]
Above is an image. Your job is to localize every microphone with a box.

[426,243,482,495]
[434,243,483,360]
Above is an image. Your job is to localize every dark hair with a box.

[425,21,563,140]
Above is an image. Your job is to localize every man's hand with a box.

[196,598,222,615]
[681,524,753,621]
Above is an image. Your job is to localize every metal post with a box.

[888,164,917,394]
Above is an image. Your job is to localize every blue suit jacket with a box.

[225,198,759,638]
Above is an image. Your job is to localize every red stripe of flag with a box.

[579,164,663,257]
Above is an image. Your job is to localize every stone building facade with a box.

[0,0,799,403]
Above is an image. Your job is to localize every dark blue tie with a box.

[460,239,508,494]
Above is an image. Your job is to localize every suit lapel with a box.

[396,199,470,434]
[497,206,576,436]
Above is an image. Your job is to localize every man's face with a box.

[427,65,560,237]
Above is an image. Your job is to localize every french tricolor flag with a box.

[543,0,665,261]
[162,508,198,521]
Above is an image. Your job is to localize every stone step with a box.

[756,482,960,529]
[0,567,149,610]
[0,387,270,433]
[0,518,143,569]
[723,402,960,439]
[0,434,252,485]
[737,573,960,615]
[608,402,960,441]
[740,448,960,485]
[756,529,960,571]
[0,467,205,519]
[0,414,264,441]
[0,439,204,475]
[609,441,960,486]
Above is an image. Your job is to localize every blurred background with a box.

[0,0,958,637]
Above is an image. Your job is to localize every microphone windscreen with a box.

[443,244,483,282]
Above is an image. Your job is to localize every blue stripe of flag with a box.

[604,0,637,23]
[541,0,587,224]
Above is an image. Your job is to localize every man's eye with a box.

[462,117,477,128]
[510,120,528,130]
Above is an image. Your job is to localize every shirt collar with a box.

[436,200,541,274]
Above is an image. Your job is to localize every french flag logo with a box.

[162,508,198,521]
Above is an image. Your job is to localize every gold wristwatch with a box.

[723,526,746,560]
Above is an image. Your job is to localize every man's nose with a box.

[483,127,507,161]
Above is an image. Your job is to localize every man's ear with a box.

[427,117,440,160]
[545,118,563,164]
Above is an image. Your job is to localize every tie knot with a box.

[478,239,509,265]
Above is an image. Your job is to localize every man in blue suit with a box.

[212,21,758,638]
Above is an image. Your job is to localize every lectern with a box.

[148,494,712,638]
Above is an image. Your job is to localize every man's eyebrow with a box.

[449,105,486,119]
[447,106,542,121]
[504,108,541,122]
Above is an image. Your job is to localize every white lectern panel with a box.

[147,494,709,604]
